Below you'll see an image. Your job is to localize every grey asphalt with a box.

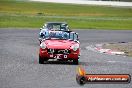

[0,28,132,88]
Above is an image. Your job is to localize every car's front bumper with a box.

[39,48,80,60]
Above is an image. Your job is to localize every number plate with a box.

[50,54,67,59]
[54,54,61,59]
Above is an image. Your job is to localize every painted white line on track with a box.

[30,0,132,7]
[86,44,125,56]
[108,60,132,64]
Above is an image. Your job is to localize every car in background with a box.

[39,30,80,65]
[39,22,70,43]
[40,22,70,31]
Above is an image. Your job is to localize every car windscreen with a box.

[45,31,69,40]
[44,31,78,41]
[46,23,67,31]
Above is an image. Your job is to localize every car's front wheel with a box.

[39,55,44,64]
[39,55,48,64]
[73,59,79,65]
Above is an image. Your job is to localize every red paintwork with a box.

[39,39,80,60]
[45,40,76,49]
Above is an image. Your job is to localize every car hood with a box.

[44,39,76,49]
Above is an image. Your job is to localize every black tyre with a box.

[73,59,79,65]
[39,55,44,64]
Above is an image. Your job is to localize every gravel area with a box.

[102,42,132,57]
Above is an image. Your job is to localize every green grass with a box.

[0,0,132,29]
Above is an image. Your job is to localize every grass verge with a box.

[0,0,132,29]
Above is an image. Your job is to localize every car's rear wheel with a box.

[73,59,79,65]
[39,55,48,64]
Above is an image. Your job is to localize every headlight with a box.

[71,44,79,51]
[40,42,46,49]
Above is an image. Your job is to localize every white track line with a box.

[86,44,125,56]
[30,0,132,7]
[108,60,132,64]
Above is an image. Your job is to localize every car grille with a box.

[47,49,71,54]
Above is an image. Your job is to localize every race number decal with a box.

[64,55,67,58]
[54,54,61,59]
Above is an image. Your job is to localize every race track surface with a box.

[0,28,132,88]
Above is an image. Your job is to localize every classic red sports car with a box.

[39,31,80,64]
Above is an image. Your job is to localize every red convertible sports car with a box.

[39,30,80,64]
